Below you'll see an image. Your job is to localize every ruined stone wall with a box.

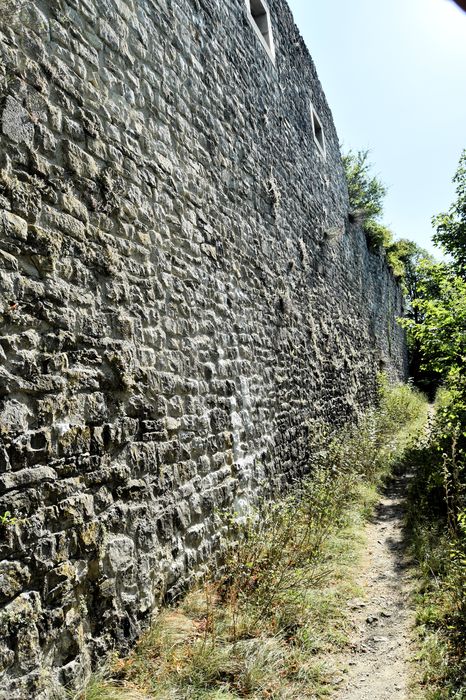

[0,0,407,696]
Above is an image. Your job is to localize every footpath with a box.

[335,474,415,700]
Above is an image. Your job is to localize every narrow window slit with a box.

[311,105,326,158]
[246,0,275,63]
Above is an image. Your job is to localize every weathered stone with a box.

[0,210,28,242]
[1,97,34,146]
[0,561,31,603]
[0,0,407,697]
[0,466,57,493]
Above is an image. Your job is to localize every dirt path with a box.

[335,474,415,700]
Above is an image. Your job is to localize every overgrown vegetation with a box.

[77,380,426,700]
[400,150,466,699]
[406,392,466,700]
[432,150,466,276]
[343,149,387,221]
[342,149,426,279]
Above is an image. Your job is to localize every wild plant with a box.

[76,379,427,699]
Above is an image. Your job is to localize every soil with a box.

[334,474,416,700]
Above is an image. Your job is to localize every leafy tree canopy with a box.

[342,149,398,261]
[433,149,466,276]
[400,262,466,381]
[342,149,387,220]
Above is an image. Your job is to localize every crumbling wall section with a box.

[0,0,407,697]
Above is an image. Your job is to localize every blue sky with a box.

[287,0,466,257]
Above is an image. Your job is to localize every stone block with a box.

[1,96,34,146]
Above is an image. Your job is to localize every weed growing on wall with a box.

[0,511,20,529]
[77,380,427,700]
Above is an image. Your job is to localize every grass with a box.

[76,510,368,700]
[404,391,466,700]
[76,380,428,700]
[408,562,466,699]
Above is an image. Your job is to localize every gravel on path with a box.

[334,474,416,700]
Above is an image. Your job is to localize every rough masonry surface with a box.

[0,0,407,697]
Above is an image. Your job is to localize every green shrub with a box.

[363,219,393,250]
[406,384,466,699]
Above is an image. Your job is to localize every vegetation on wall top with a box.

[342,149,423,279]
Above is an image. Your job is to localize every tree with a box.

[342,149,387,220]
[399,151,466,387]
[342,149,395,251]
[402,263,466,382]
[433,149,466,276]
[387,239,434,321]
[392,242,435,386]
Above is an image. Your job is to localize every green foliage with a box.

[392,245,437,390]
[395,156,466,391]
[406,384,466,698]
[342,149,387,220]
[386,239,433,296]
[400,264,466,382]
[433,149,466,277]
[386,247,406,278]
[0,511,19,529]
[342,149,418,279]
[401,152,466,692]
[342,150,395,254]
[363,219,393,250]
[449,509,466,621]
[79,381,426,700]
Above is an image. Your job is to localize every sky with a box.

[287,0,466,257]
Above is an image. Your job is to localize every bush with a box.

[342,149,412,278]
[406,383,466,698]
[363,219,393,250]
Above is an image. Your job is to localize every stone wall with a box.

[0,0,407,697]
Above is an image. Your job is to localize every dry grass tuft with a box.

[78,380,427,700]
